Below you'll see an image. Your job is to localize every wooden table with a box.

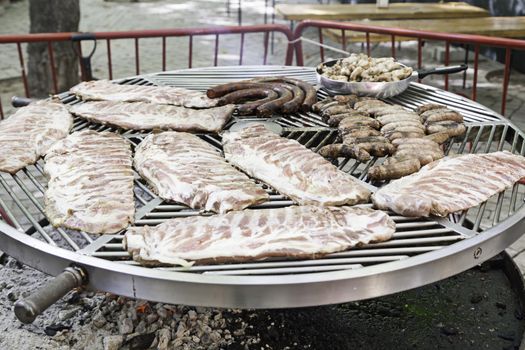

[324,17,525,43]
[276,2,488,21]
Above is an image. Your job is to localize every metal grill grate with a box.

[1,67,523,279]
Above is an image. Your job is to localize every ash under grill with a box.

[0,66,524,310]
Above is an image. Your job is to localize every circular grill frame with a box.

[0,65,524,308]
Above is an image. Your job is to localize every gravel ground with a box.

[0,256,522,349]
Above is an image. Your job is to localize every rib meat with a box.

[372,151,525,217]
[222,124,371,206]
[134,132,269,213]
[125,206,395,266]
[0,100,72,174]
[70,80,217,108]
[70,101,234,133]
[44,130,135,234]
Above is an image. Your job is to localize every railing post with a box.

[502,48,512,116]
[472,44,479,101]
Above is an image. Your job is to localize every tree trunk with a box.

[27,0,80,97]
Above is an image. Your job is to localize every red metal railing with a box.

[293,20,525,116]
[3,21,525,118]
[0,24,294,118]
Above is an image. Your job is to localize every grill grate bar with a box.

[469,124,484,154]
[492,191,506,227]
[0,176,56,246]
[511,130,521,153]
[497,125,509,151]
[0,193,23,230]
[25,163,93,244]
[392,228,453,238]
[509,182,520,216]
[158,256,410,273]
[484,125,498,153]
[363,236,463,248]
[472,201,487,232]
[11,173,80,251]
[358,157,378,181]
[203,264,364,275]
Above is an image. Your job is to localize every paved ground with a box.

[0,2,524,348]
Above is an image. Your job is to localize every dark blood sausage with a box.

[257,85,294,117]
[207,82,270,99]
[217,88,277,106]
[252,77,318,112]
[281,84,304,114]
[279,78,317,112]
[237,91,279,115]
[250,78,304,114]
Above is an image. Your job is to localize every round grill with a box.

[0,66,524,309]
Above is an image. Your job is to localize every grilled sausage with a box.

[377,114,421,125]
[374,106,408,117]
[344,136,390,144]
[280,84,305,114]
[392,137,443,147]
[423,110,464,123]
[312,97,333,113]
[340,128,381,138]
[383,126,425,136]
[207,82,268,98]
[287,78,318,112]
[416,104,446,114]
[395,149,443,165]
[326,112,370,127]
[339,119,381,131]
[368,159,421,181]
[359,105,396,117]
[334,94,359,107]
[318,144,371,162]
[424,132,451,144]
[253,77,318,112]
[426,121,467,137]
[395,143,442,153]
[353,99,385,110]
[386,131,425,141]
[355,142,396,157]
[257,85,294,116]
[321,104,354,118]
[237,92,279,115]
[217,87,276,106]
[380,121,425,133]
[326,114,349,127]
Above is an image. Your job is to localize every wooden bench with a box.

[275,2,488,21]
[323,17,525,44]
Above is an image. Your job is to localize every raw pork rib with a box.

[372,151,525,217]
[134,132,269,213]
[70,101,234,133]
[0,100,72,174]
[222,124,371,206]
[125,206,395,266]
[44,130,135,234]
[70,80,218,108]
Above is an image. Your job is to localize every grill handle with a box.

[417,64,468,80]
[14,266,87,324]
